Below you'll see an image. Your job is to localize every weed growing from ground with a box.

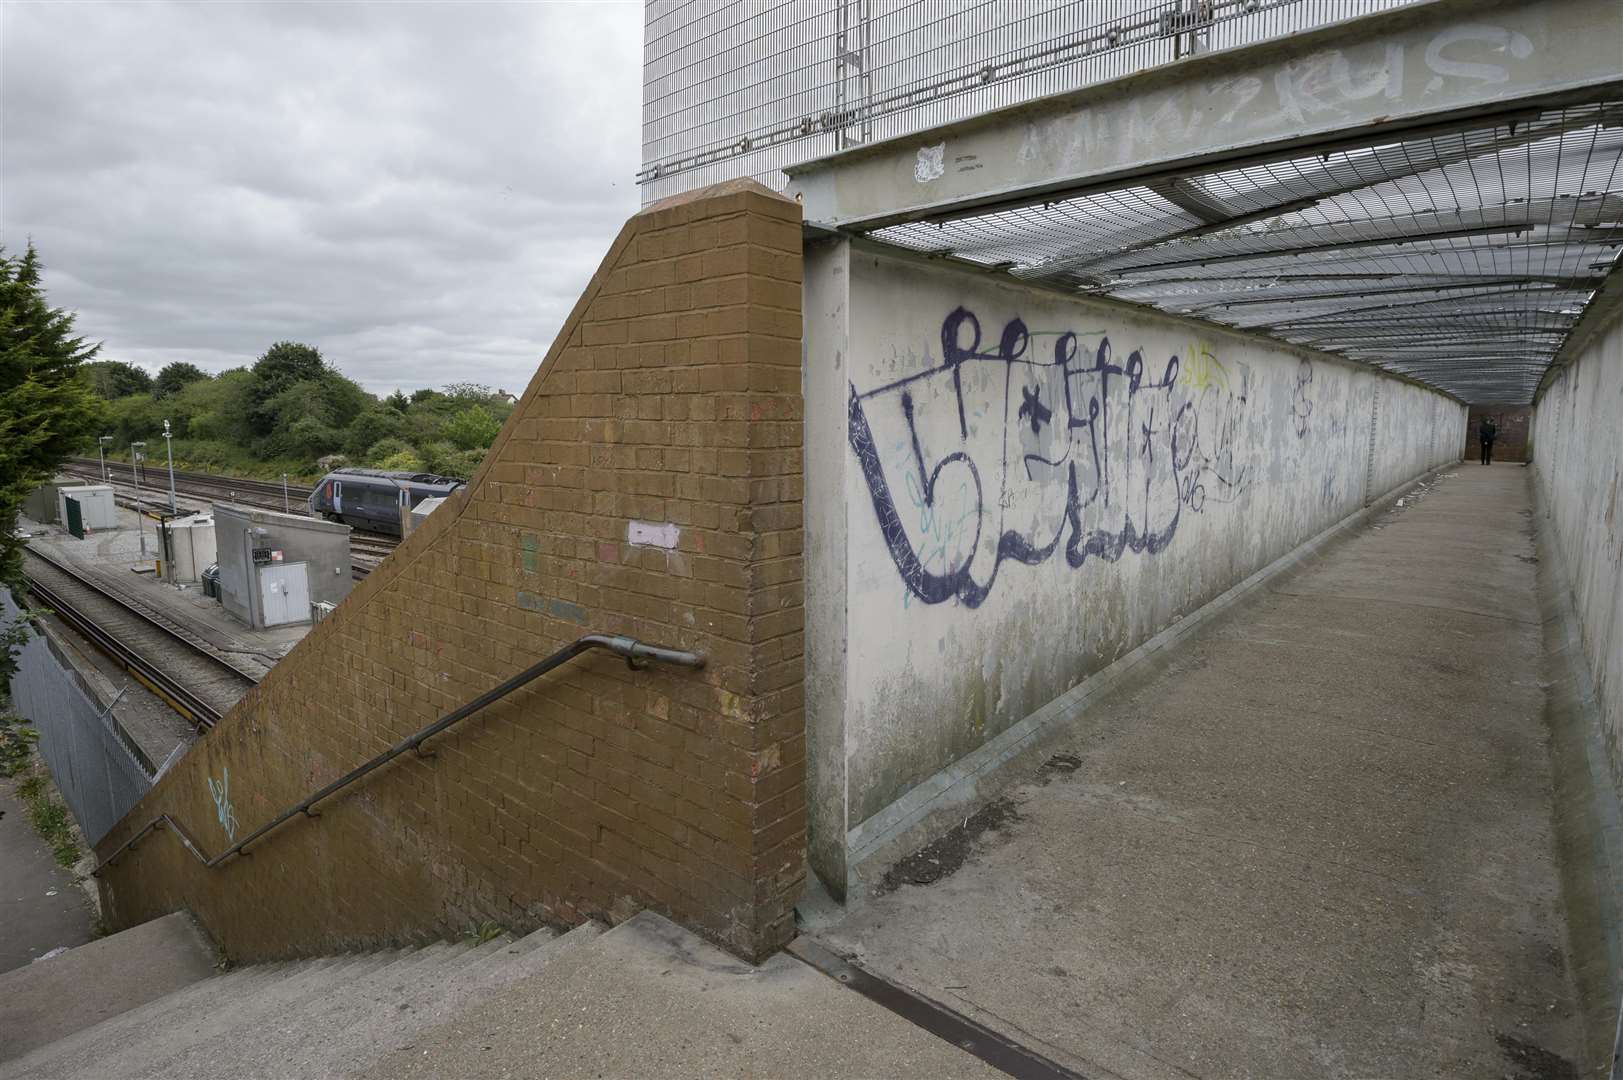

[0,714,38,777]
[16,770,84,868]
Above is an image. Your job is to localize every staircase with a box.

[0,913,603,1080]
[2,908,1004,1079]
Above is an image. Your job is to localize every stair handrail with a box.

[93,634,705,877]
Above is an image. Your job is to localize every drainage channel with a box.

[786,936,1086,1080]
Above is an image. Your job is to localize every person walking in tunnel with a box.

[1479,415,1498,465]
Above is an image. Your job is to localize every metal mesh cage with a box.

[867,100,1623,402]
[641,0,1421,203]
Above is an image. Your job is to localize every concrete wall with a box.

[806,244,1464,891]
[96,180,806,963]
[1533,309,1623,787]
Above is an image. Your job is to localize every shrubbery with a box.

[87,343,514,482]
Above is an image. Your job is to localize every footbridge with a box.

[44,3,1620,1077]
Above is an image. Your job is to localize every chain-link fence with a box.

[640,0,1422,202]
[2,589,156,845]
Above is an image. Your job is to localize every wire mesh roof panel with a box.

[866,101,1623,404]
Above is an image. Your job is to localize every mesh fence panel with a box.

[3,589,155,846]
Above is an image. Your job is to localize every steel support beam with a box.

[786,0,1623,231]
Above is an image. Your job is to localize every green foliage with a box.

[365,437,417,467]
[249,342,328,436]
[441,405,500,451]
[1,244,106,662]
[466,921,505,945]
[251,340,326,391]
[345,406,405,457]
[17,770,83,868]
[152,361,209,399]
[0,714,37,777]
[170,369,255,442]
[80,360,151,399]
[82,332,504,484]
[443,382,494,402]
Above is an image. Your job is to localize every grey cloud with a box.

[1,0,644,395]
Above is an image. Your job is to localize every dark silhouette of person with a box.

[1479,416,1498,465]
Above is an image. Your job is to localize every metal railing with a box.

[94,634,706,876]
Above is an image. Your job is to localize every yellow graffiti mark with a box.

[1179,344,1228,392]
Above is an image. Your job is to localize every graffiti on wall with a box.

[849,306,1262,608]
[207,767,239,843]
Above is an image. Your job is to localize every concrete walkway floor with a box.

[0,774,92,975]
[817,466,1584,1079]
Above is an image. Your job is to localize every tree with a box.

[441,405,501,451]
[0,244,106,684]
[152,361,209,399]
[345,406,405,458]
[443,381,494,402]
[251,341,326,389]
[249,341,327,435]
[176,369,255,444]
[79,360,151,399]
[383,389,409,412]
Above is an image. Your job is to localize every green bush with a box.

[17,771,82,868]
[441,405,501,451]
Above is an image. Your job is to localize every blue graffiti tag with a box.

[207,767,239,843]
[848,305,1253,608]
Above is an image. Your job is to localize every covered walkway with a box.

[815,465,1582,1078]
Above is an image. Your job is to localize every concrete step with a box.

[218,937,531,1080]
[500,925,558,958]
[125,940,486,1079]
[3,952,385,1080]
[3,915,999,1079]
[110,949,417,1080]
[0,912,216,1064]
[352,913,1001,1080]
[0,957,287,1080]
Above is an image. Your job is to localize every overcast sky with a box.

[1,0,644,395]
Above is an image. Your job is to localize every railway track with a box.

[58,458,401,583]
[63,460,402,554]
[21,548,262,729]
[65,458,313,514]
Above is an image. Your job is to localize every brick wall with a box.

[94,179,806,962]
[1466,403,1532,462]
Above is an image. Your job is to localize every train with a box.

[307,468,465,536]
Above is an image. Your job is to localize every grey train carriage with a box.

[307,469,464,536]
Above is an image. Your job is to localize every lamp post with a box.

[130,441,147,557]
[161,420,177,513]
[97,435,113,482]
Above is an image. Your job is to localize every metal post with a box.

[130,441,147,558]
[283,474,289,512]
[162,420,177,513]
[97,435,113,482]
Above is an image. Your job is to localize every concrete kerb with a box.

[1532,473,1623,1076]
[836,461,1461,901]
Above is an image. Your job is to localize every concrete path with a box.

[818,466,1583,1079]
[0,775,91,975]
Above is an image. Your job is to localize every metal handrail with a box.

[93,634,705,877]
